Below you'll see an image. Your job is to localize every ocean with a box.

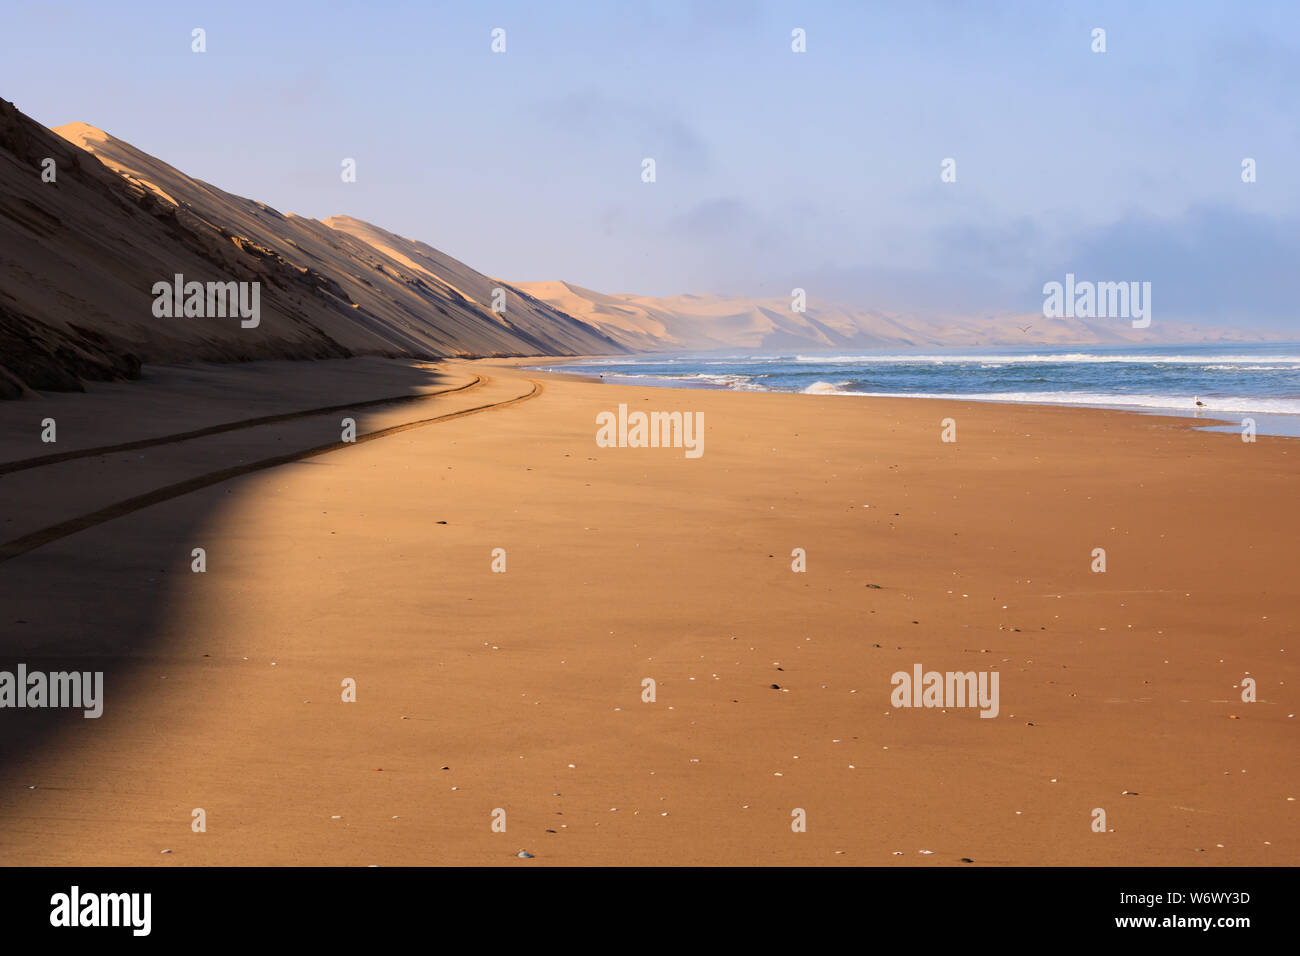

[534,343,1300,437]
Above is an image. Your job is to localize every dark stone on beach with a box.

[769,684,781,689]
[961,858,973,863]
[866,584,882,589]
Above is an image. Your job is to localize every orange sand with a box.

[0,359,1295,865]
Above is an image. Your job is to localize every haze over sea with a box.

[540,344,1300,437]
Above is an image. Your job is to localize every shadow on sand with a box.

[0,358,455,801]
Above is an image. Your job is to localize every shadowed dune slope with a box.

[0,98,625,397]
[54,121,626,362]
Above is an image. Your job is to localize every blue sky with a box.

[3,1,1297,328]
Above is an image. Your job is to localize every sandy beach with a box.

[0,359,1294,866]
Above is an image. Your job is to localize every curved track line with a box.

[0,378,542,565]
[0,375,485,476]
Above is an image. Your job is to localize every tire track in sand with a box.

[0,374,485,476]
[0,376,542,564]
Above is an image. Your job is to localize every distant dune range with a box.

[511,280,1281,354]
[0,98,1279,398]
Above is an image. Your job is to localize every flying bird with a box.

[1017,324,1033,333]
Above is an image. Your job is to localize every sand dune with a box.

[514,280,1283,352]
[51,121,624,363]
[0,98,626,398]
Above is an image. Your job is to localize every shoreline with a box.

[0,357,1295,866]
[521,357,1300,439]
